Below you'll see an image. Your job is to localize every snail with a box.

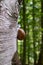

[17,28,25,40]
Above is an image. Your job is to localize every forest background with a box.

[17,0,43,65]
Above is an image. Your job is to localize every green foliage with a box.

[17,0,41,65]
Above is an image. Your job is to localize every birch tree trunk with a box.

[0,0,20,65]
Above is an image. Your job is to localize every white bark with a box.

[0,0,19,65]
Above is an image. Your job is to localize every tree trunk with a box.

[35,0,43,65]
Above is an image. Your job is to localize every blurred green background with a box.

[17,0,43,65]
